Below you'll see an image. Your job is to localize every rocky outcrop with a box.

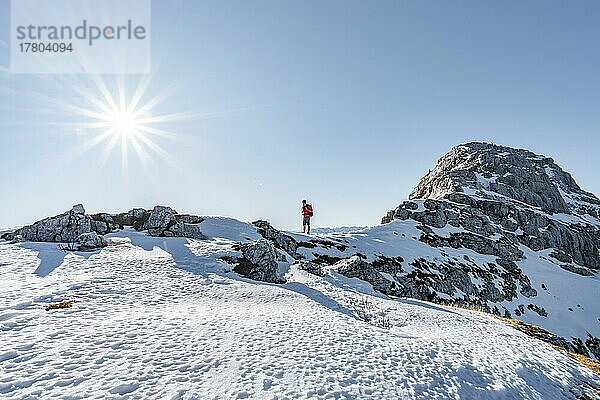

[252,220,298,256]
[89,213,117,235]
[1,204,207,243]
[2,204,93,243]
[235,240,281,283]
[328,253,537,314]
[77,232,108,251]
[334,256,403,296]
[296,260,326,277]
[143,206,206,239]
[144,206,177,235]
[91,208,150,232]
[408,142,590,214]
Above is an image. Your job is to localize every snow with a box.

[551,212,600,228]
[199,217,262,242]
[311,226,368,235]
[1,227,599,399]
[431,224,466,238]
[514,246,600,340]
[474,172,498,190]
[412,200,427,212]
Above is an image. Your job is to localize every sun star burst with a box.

[65,74,186,176]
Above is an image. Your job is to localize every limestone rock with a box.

[4,204,93,243]
[71,204,86,214]
[166,222,207,240]
[296,260,325,277]
[144,206,177,233]
[78,232,108,251]
[252,220,298,256]
[112,208,150,230]
[235,239,281,283]
[334,256,402,296]
[142,206,206,239]
[382,142,600,272]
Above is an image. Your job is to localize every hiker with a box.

[301,200,313,234]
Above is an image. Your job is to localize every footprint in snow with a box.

[109,382,140,395]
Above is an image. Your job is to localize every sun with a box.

[110,109,139,137]
[25,73,260,176]
[63,74,187,175]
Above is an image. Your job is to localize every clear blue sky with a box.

[1,0,599,230]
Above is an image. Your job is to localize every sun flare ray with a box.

[58,74,188,174]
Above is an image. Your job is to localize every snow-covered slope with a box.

[1,227,598,399]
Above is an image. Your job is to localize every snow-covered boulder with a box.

[78,232,108,251]
[235,239,281,283]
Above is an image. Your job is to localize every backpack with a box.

[307,204,314,217]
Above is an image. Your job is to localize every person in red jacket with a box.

[301,200,313,234]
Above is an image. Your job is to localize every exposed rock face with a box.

[235,240,281,283]
[144,206,177,235]
[89,213,116,235]
[334,256,403,296]
[91,208,150,232]
[9,234,23,244]
[2,204,93,243]
[252,220,298,256]
[382,142,600,272]
[114,208,150,230]
[78,232,108,251]
[164,222,205,239]
[407,142,597,215]
[1,205,207,242]
[144,206,206,239]
[296,260,326,277]
[71,204,85,214]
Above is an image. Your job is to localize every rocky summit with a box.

[382,142,600,273]
[370,142,600,356]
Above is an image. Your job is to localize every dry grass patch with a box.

[436,299,486,313]
[44,300,73,311]
[493,315,600,377]
[567,351,600,376]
